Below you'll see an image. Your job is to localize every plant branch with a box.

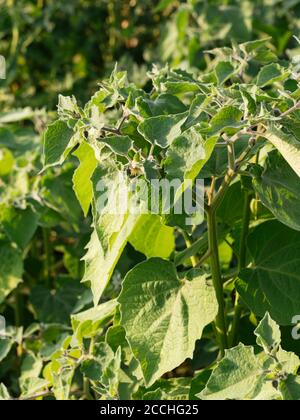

[102,126,121,135]
[182,232,199,267]
[280,101,300,118]
[229,191,252,346]
[195,249,212,268]
[207,208,228,357]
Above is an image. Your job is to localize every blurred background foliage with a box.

[2,0,300,397]
[2,0,300,109]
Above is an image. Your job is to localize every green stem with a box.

[229,192,252,346]
[42,228,52,288]
[14,287,23,327]
[182,232,199,268]
[207,208,228,357]
[211,170,236,213]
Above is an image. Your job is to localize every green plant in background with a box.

[0,0,165,108]
[2,0,300,401]
[2,39,300,400]
[155,0,300,69]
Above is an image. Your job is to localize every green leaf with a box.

[0,383,10,400]
[0,205,39,249]
[154,0,175,12]
[264,125,300,178]
[256,63,289,87]
[72,141,97,216]
[52,365,75,401]
[135,377,192,400]
[255,312,281,356]
[207,106,244,136]
[0,242,23,304]
[137,94,187,118]
[253,151,300,231]
[280,375,300,400]
[215,61,235,85]
[0,339,13,362]
[20,378,49,399]
[199,344,262,400]
[217,181,246,226]
[94,347,122,399]
[118,259,218,386]
[71,299,118,338]
[241,38,272,53]
[236,221,300,325]
[82,215,139,305]
[164,128,217,181]
[0,108,34,123]
[30,282,86,324]
[0,148,14,176]
[277,348,300,375]
[129,214,175,259]
[20,352,43,392]
[137,112,188,148]
[43,120,76,169]
[81,342,114,381]
[100,135,133,156]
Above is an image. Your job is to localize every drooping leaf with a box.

[264,125,300,177]
[252,151,300,231]
[82,215,139,305]
[72,141,97,216]
[118,259,218,386]
[129,214,175,259]
[236,221,300,325]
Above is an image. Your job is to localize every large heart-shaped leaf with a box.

[118,258,218,386]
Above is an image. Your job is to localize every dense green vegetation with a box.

[1,0,300,401]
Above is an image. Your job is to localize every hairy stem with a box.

[207,208,228,357]
[229,191,252,346]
